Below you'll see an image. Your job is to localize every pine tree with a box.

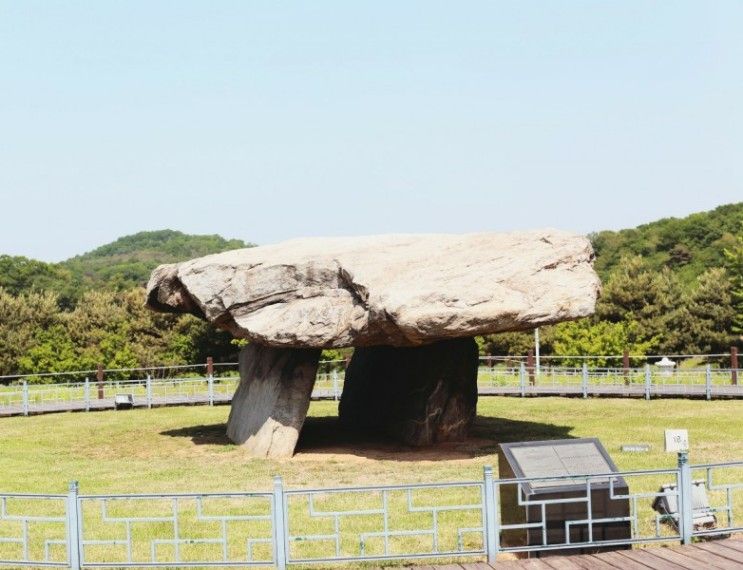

[681,268,735,354]
[595,255,681,352]
[723,230,743,337]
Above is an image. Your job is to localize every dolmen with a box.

[146,230,600,458]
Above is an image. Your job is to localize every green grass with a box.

[0,398,741,567]
[2,397,741,494]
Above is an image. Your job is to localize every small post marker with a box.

[96,364,104,400]
[623,349,630,386]
[664,429,692,544]
[519,362,526,397]
[731,347,739,386]
[22,380,29,416]
[526,349,535,385]
[84,378,90,411]
[664,429,689,453]
[146,374,153,409]
[644,364,652,400]
[581,362,589,398]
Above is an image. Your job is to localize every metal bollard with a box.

[677,451,693,544]
[84,378,90,412]
[66,481,81,570]
[519,362,526,397]
[22,380,29,416]
[483,465,499,564]
[705,365,712,401]
[271,476,288,570]
[644,364,652,400]
[581,363,589,398]
[146,375,153,409]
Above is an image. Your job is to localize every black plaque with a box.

[498,438,631,557]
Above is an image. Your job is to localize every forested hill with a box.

[590,202,742,285]
[0,230,253,305]
[63,230,251,290]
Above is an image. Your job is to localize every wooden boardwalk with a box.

[411,538,743,569]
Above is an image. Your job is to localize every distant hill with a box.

[0,230,253,306]
[590,202,742,285]
[2,204,741,306]
[62,230,251,290]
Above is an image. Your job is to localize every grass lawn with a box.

[0,397,741,567]
[0,397,741,493]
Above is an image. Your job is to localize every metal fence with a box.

[1,361,742,418]
[478,362,743,399]
[1,456,741,568]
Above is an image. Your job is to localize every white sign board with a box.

[664,429,689,452]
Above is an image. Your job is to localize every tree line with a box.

[1,244,740,380]
[0,209,740,380]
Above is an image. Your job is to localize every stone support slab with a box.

[226,344,321,457]
[339,337,478,445]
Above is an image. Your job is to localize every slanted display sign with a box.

[498,438,631,557]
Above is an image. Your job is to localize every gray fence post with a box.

[84,378,90,412]
[332,369,339,401]
[207,374,214,406]
[519,362,526,397]
[705,365,712,401]
[483,465,499,564]
[644,364,652,400]
[146,375,153,409]
[677,451,693,545]
[272,476,288,570]
[581,363,589,398]
[66,481,81,570]
[22,380,29,416]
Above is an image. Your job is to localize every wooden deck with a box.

[411,537,743,569]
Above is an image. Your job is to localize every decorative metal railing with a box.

[1,362,742,418]
[1,458,741,568]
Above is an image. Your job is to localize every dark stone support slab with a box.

[339,337,478,445]
[227,344,321,457]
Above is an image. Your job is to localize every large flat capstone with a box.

[146,230,600,348]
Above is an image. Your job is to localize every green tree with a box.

[723,229,743,336]
[596,255,682,352]
[477,331,537,357]
[550,319,655,367]
[0,288,61,376]
[676,268,736,354]
[17,325,78,381]
[0,255,79,308]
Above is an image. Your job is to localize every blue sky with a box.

[1,1,741,261]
